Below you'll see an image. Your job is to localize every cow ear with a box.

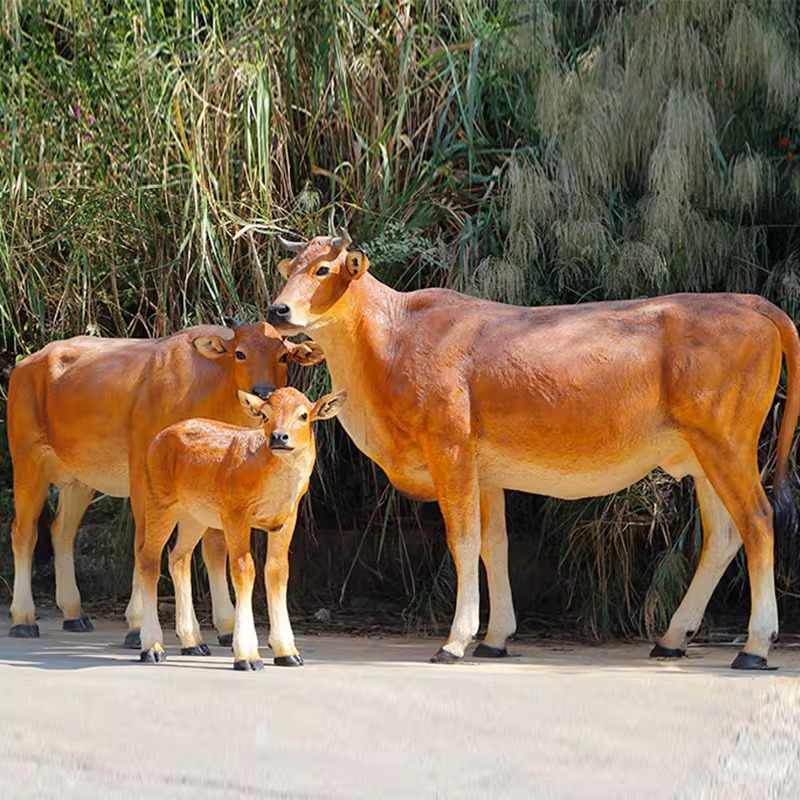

[344,251,369,281]
[277,258,294,279]
[194,335,229,359]
[311,390,347,421]
[285,339,325,366]
[238,390,269,420]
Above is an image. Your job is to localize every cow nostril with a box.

[252,385,275,400]
[267,303,291,322]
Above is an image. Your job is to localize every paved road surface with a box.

[1,611,799,799]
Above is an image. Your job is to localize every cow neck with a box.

[311,272,402,396]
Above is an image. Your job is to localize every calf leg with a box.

[201,529,235,646]
[52,481,95,631]
[652,477,742,657]
[266,510,302,666]
[223,520,262,671]
[473,487,516,657]
[138,507,176,664]
[169,518,209,655]
[9,464,49,636]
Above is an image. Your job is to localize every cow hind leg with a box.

[9,464,49,637]
[170,519,210,655]
[201,529,235,647]
[52,481,95,631]
[473,487,516,658]
[651,477,742,658]
[688,436,778,670]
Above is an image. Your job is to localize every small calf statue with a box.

[136,386,346,670]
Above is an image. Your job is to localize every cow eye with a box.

[299,411,308,421]
[278,353,289,364]
[235,350,246,361]
[316,266,330,277]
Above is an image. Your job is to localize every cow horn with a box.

[330,228,352,251]
[278,235,307,253]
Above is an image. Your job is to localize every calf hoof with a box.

[430,647,462,664]
[472,643,509,658]
[218,633,233,648]
[140,647,167,664]
[63,616,94,633]
[9,624,40,639]
[181,644,211,656]
[233,658,264,672]
[123,630,142,650]
[274,654,304,667]
[731,652,777,671]
[649,643,686,659]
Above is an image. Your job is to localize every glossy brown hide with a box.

[137,387,344,668]
[269,235,800,668]
[7,323,323,640]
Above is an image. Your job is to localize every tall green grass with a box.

[1,0,799,638]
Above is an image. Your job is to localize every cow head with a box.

[267,231,369,333]
[237,386,346,455]
[193,320,324,400]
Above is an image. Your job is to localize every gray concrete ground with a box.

[1,610,799,799]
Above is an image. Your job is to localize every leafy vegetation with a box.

[2,0,799,638]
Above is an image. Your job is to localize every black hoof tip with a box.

[472,643,509,658]
[274,654,304,667]
[430,647,462,664]
[181,644,211,656]
[218,633,233,648]
[233,658,264,672]
[9,624,40,639]
[63,616,94,632]
[649,643,686,659]
[140,648,166,664]
[731,652,777,671]
[123,630,142,650]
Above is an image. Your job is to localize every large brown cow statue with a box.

[7,321,323,647]
[268,232,798,670]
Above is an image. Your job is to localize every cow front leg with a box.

[201,529,235,647]
[426,439,482,663]
[473,487,516,657]
[170,518,210,655]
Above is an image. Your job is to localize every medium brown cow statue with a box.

[7,320,323,647]
[268,232,798,670]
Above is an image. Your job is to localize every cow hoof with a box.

[430,648,462,664]
[9,624,40,639]
[274,654,304,667]
[731,652,777,671]
[181,644,211,656]
[140,647,166,664]
[123,630,142,650]
[472,643,509,658]
[63,616,94,633]
[218,633,233,648]
[233,659,264,672]
[649,643,686,659]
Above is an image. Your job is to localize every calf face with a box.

[193,321,323,398]
[238,386,346,456]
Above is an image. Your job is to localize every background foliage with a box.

[2,0,800,639]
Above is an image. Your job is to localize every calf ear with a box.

[344,251,369,281]
[311,390,347,421]
[238,390,269,419]
[193,335,229,359]
[285,339,325,366]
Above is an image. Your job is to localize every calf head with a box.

[193,320,324,399]
[238,386,346,456]
[268,231,369,333]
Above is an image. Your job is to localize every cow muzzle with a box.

[267,303,292,326]
[269,431,294,452]
[252,385,275,400]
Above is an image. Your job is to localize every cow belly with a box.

[48,453,130,497]
[478,431,698,499]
